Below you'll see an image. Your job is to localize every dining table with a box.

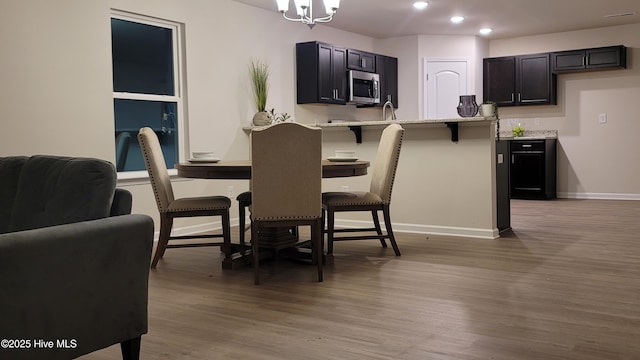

[176,159,370,180]
[175,159,370,269]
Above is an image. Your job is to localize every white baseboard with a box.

[164,217,500,241]
[332,219,500,239]
[153,218,239,241]
[558,192,640,200]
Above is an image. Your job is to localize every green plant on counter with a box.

[268,108,291,123]
[512,123,525,137]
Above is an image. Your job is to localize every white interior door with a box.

[425,60,468,119]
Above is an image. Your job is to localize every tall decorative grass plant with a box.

[250,60,271,126]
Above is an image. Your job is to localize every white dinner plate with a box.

[327,156,358,162]
[188,158,220,163]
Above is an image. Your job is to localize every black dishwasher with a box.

[510,139,557,199]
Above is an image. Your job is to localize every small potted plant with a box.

[268,108,291,123]
[481,101,501,140]
[250,59,271,126]
[512,123,525,137]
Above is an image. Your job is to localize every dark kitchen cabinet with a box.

[296,41,347,105]
[347,49,376,73]
[483,53,557,106]
[510,139,557,199]
[376,54,398,108]
[552,45,626,73]
[496,140,511,232]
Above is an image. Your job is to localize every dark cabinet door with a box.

[376,55,398,108]
[552,50,586,72]
[296,41,346,105]
[484,54,556,106]
[347,49,376,72]
[318,43,335,103]
[517,53,556,105]
[332,46,347,103]
[483,57,516,106]
[552,45,626,73]
[586,46,626,69]
[496,140,511,231]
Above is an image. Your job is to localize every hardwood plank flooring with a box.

[81,199,640,359]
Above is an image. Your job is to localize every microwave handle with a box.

[373,80,379,99]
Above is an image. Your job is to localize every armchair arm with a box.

[0,214,154,360]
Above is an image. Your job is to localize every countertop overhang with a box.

[243,117,497,143]
[318,116,495,127]
[319,117,496,143]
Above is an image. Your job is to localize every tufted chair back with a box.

[369,123,404,204]
[138,127,175,213]
[250,122,322,221]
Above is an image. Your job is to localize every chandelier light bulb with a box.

[276,0,289,12]
[276,0,340,29]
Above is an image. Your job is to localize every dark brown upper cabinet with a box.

[376,54,399,108]
[347,49,376,73]
[552,45,627,73]
[296,41,398,106]
[483,53,557,107]
[296,41,347,105]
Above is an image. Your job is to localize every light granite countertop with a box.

[499,129,558,139]
[242,116,497,131]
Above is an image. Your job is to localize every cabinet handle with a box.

[582,56,586,67]
[511,93,515,103]
[362,59,366,68]
[522,144,532,148]
[512,155,515,164]
[518,93,522,102]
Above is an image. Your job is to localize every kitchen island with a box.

[243,116,501,238]
[317,116,501,239]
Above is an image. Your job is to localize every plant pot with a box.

[480,103,496,117]
[252,111,272,126]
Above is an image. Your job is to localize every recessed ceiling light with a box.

[479,28,493,35]
[413,2,429,10]
[450,16,465,23]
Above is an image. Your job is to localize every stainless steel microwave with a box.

[348,70,380,105]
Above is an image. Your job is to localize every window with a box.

[111,12,184,173]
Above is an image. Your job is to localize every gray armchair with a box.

[0,155,154,360]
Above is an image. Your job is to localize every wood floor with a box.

[82,199,640,360]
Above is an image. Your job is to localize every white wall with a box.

[489,23,640,199]
[0,0,114,160]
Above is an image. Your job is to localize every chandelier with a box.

[276,0,341,29]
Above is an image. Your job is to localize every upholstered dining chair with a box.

[138,127,232,268]
[236,191,252,249]
[250,122,323,285]
[115,131,131,172]
[322,123,404,259]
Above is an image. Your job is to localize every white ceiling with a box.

[232,0,640,39]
